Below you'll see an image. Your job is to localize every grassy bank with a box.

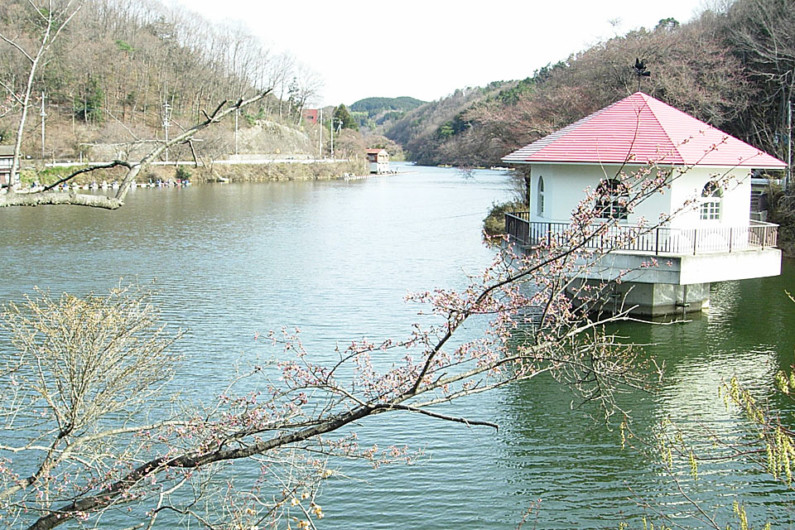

[20,160,368,187]
[196,160,367,182]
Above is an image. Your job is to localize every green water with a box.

[0,164,793,528]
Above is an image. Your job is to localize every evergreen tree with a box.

[333,104,358,131]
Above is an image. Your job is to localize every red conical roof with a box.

[502,92,786,169]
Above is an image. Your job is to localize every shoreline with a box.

[20,159,369,187]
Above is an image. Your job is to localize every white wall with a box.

[528,163,751,228]
[668,166,752,228]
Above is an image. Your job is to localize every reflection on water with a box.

[1,165,794,527]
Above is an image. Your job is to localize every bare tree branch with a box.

[0,89,272,209]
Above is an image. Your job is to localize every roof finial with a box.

[633,58,650,92]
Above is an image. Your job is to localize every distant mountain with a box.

[351,97,425,114]
[349,97,426,132]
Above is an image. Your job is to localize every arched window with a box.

[700,181,722,221]
[537,176,545,216]
[594,178,629,220]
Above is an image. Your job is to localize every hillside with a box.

[0,0,327,164]
[350,96,425,133]
[386,0,794,169]
[385,81,524,166]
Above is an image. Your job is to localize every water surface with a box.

[1,163,793,528]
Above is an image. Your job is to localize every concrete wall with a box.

[616,282,710,316]
[566,247,781,285]
[678,248,781,284]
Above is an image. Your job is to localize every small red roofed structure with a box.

[366,148,389,174]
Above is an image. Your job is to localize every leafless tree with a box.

[0,0,82,192]
[723,0,794,162]
[0,89,271,209]
[0,0,321,202]
[1,286,183,527]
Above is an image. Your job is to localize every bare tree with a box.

[0,0,288,208]
[0,89,271,209]
[271,53,296,120]
[724,0,795,163]
[290,64,323,125]
[0,286,182,527]
[0,0,82,192]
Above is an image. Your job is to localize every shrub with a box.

[175,166,192,181]
[483,200,524,236]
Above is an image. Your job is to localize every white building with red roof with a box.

[366,148,390,174]
[502,92,786,316]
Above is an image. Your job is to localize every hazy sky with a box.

[170,0,708,107]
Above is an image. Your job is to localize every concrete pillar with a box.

[569,280,711,317]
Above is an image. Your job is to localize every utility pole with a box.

[318,108,323,160]
[163,101,171,163]
[234,108,239,156]
[330,117,334,159]
[40,91,46,159]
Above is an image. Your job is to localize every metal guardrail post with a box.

[655,227,660,255]
[693,229,698,255]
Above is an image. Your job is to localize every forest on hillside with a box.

[349,96,425,131]
[0,0,328,163]
[387,0,793,171]
[1,0,791,175]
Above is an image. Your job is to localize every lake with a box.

[1,163,793,528]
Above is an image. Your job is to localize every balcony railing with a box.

[505,212,778,256]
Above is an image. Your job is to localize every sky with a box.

[170,0,710,107]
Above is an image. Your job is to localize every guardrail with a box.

[505,212,778,256]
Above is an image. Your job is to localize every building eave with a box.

[501,159,786,171]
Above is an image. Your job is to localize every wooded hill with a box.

[386,0,793,169]
[0,0,325,163]
[350,96,425,132]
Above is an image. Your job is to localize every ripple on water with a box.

[1,170,794,528]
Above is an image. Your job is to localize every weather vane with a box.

[633,58,650,91]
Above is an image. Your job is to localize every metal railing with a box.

[505,212,778,256]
